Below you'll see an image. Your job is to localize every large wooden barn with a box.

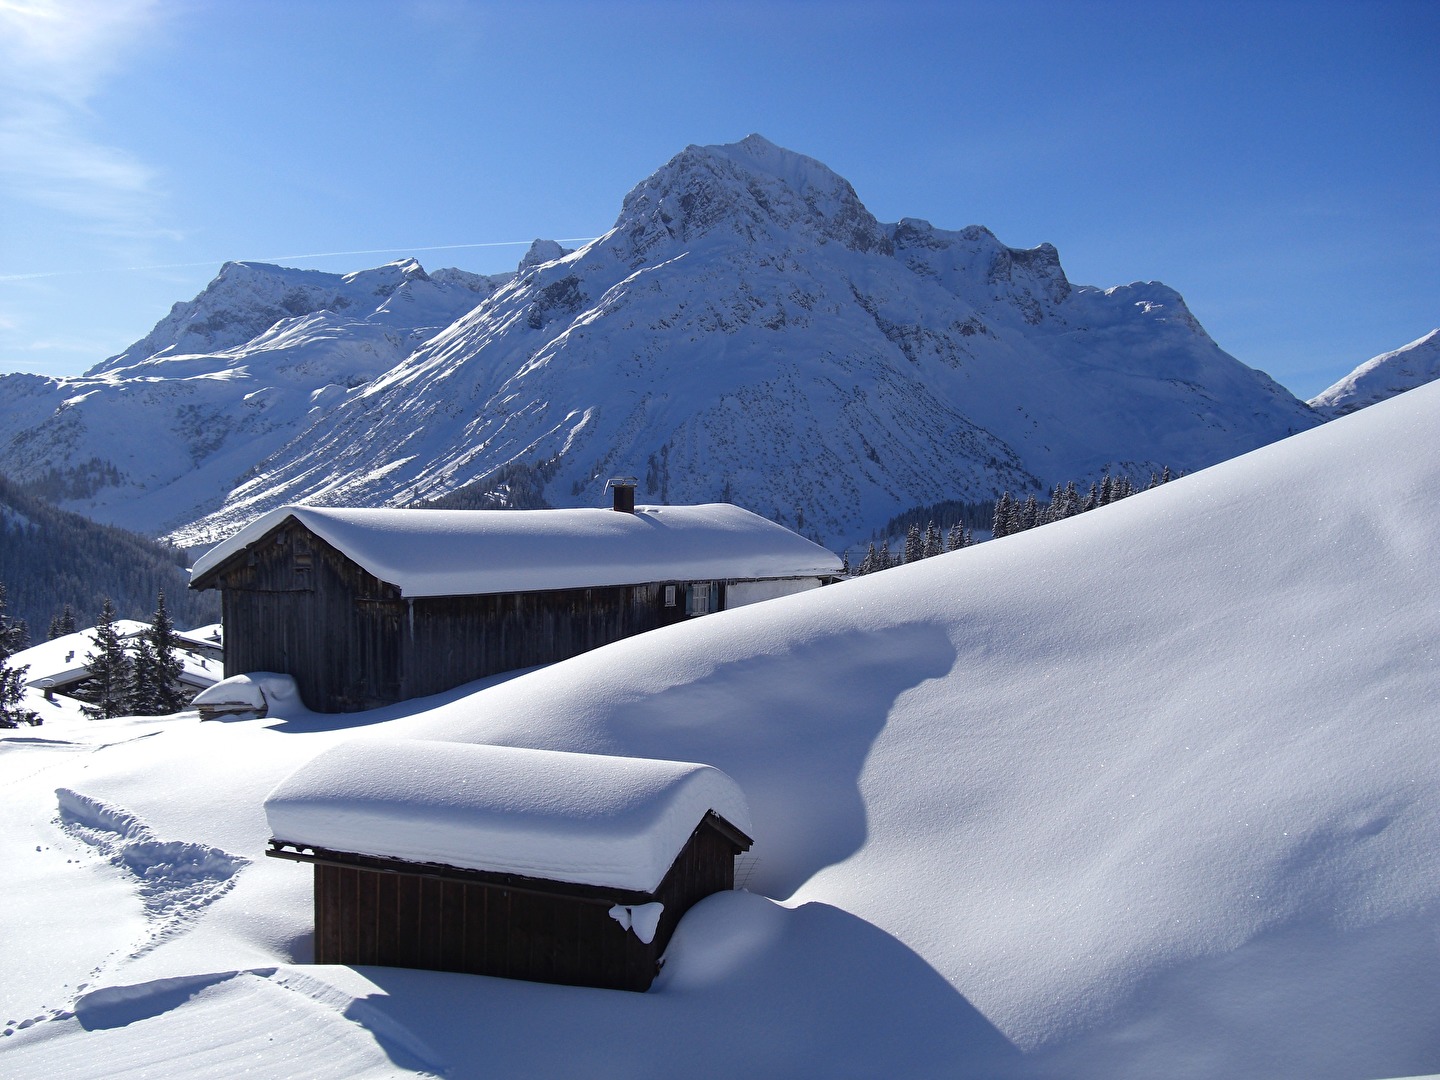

[264,739,754,992]
[189,485,843,712]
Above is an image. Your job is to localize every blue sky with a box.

[0,0,1434,399]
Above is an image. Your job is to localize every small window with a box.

[664,584,677,607]
[686,582,711,616]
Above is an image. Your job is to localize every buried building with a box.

[189,484,842,712]
[264,739,754,992]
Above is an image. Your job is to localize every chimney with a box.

[605,476,638,513]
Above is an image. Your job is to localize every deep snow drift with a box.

[1,382,1436,1079]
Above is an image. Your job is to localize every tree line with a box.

[851,468,1176,574]
[0,472,218,641]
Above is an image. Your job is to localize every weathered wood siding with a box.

[400,584,689,703]
[304,817,745,992]
[205,517,700,712]
[214,520,404,711]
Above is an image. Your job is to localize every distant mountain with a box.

[1308,329,1440,418]
[0,135,1319,549]
[0,258,512,539]
[0,474,217,638]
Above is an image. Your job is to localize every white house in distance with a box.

[10,623,224,704]
[190,482,844,712]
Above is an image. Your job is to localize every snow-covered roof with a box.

[10,623,149,687]
[263,739,752,893]
[9,623,223,692]
[191,503,842,598]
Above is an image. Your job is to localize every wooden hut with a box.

[190,486,842,712]
[264,739,754,992]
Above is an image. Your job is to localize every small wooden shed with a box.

[264,739,753,992]
[190,489,842,712]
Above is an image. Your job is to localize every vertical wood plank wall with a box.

[310,820,743,992]
[214,519,700,712]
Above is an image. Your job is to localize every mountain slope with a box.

[1308,328,1440,417]
[0,259,510,538]
[0,136,1319,548]
[2,380,1433,1079]
[0,474,217,634]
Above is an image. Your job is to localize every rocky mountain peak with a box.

[613,135,891,263]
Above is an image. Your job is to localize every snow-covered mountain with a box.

[1308,328,1440,417]
[0,258,510,537]
[0,135,1319,548]
[3,378,1435,1079]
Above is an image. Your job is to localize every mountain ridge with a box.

[0,135,1322,549]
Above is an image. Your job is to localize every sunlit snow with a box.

[1,382,1436,1078]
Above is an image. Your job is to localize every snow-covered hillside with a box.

[1309,328,1440,417]
[2,380,1434,1079]
[0,135,1318,549]
[0,258,509,537]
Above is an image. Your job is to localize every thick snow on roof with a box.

[10,622,149,686]
[191,503,841,597]
[264,740,751,892]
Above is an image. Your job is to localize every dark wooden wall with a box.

[304,818,745,992]
[212,520,404,712]
[203,517,706,712]
[314,864,660,991]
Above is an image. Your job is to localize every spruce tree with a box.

[48,604,77,640]
[0,581,40,728]
[922,521,943,559]
[904,524,922,565]
[859,542,881,575]
[79,598,132,720]
[992,492,1014,539]
[946,522,965,552]
[144,591,186,715]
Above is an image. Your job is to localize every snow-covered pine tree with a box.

[48,604,77,640]
[879,538,894,570]
[922,521,943,559]
[0,581,40,728]
[1020,494,1040,532]
[904,524,922,565]
[79,598,132,720]
[0,582,26,659]
[992,492,1014,539]
[946,522,965,552]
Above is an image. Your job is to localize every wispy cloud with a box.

[0,0,168,239]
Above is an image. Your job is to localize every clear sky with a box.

[0,0,1435,400]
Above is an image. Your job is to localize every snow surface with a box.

[190,502,843,596]
[264,740,751,892]
[1,381,1437,1078]
[190,672,299,715]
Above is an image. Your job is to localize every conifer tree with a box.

[0,581,40,728]
[48,605,77,640]
[992,492,1014,539]
[904,524,922,565]
[878,538,894,570]
[922,521,943,559]
[859,543,881,575]
[143,591,186,715]
[79,599,132,720]
[1020,494,1040,532]
[946,522,965,552]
